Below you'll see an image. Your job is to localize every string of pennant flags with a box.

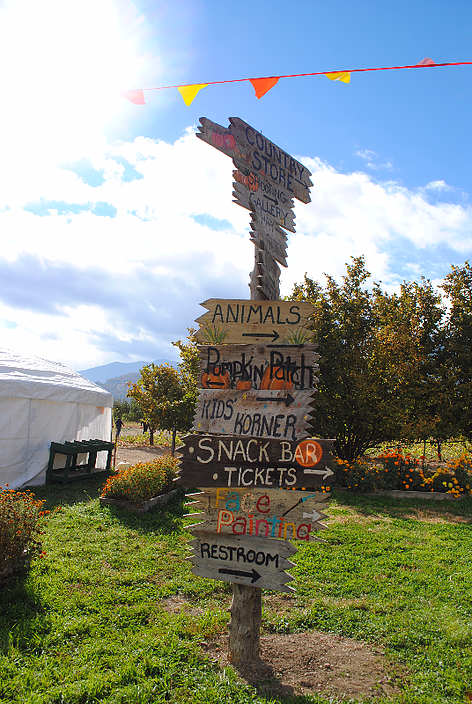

[121,57,472,106]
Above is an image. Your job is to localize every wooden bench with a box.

[46,439,114,484]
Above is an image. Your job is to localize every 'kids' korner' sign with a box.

[195,299,315,345]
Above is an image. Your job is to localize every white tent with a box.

[0,349,114,490]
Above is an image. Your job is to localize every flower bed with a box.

[100,455,179,505]
[334,450,472,497]
[0,486,48,582]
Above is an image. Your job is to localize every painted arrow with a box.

[303,467,334,479]
[303,509,323,522]
[255,393,295,407]
[241,330,280,342]
[218,567,261,583]
[281,492,319,517]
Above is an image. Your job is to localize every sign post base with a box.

[229,584,262,663]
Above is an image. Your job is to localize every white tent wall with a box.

[0,350,114,490]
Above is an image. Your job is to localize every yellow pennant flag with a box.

[326,72,351,84]
[177,83,209,106]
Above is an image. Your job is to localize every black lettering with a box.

[273,414,284,437]
[263,306,275,324]
[247,305,263,324]
[212,305,224,323]
[211,545,218,558]
[246,550,255,563]
[227,546,236,560]
[255,551,265,565]
[233,413,244,435]
[236,547,246,562]
[288,305,301,325]
[261,415,274,436]
[224,399,235,420]
[219,546,228,560]
[226,304,239,323]
[201,543,210,558]
[265,552,279,568]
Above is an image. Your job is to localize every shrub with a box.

[375,449,424,491]
[333,457,377,492]
[101,456,178,503]
[0,487,48,572]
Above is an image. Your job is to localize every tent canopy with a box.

[0,349,114,489]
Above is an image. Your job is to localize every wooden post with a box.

[228,585,262,663]
[228,243,281,663]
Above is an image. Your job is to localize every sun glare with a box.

[0,0,143,162]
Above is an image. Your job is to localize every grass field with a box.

[1,478,472,703]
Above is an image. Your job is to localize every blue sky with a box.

[0,0,471,370]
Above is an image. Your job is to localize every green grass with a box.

[1,481,472,703]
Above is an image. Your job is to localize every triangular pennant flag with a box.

[121,89,145,105]
[250,76,280,99]
[325,72,351,84]
[416,57,436,66]
[177,83,208,106]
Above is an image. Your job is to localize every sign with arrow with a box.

[192,388,314,440]
[185,488,329,542]
[175,435,335,489]
[195,299,314,346]
[188,529,297,592]
[198,343,319,390]
[232,178,296,233]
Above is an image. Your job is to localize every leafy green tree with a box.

[291,257,394,460]
[290,257,448,460]
[442,261,472,441]
[127,330,199,450]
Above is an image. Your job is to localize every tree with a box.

[127,330,199,450]
[289,257,448,460]
[442,261,472,441]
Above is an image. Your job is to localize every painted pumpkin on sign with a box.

[259,366,293,390]
[201,367,231,389]
[236,379,252,390]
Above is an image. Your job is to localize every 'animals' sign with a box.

[195,299,315,345]
[185,488,329,542]
[175,435,335,489]
[192,388,314,440]
[198,344,319,390]
[188,529,296,592]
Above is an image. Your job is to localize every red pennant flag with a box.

[121,89,145,105]
[250,77,279,99]
[416,57,436,66]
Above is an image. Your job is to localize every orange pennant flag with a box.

[177,83,208,106]
[250,77,280,99]
[121,89,145,105]
[325,72,351,84]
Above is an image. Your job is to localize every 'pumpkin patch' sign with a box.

[198,344,319,391]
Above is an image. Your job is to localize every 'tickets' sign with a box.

[175,435,335,489]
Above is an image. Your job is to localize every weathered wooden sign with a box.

[192,388,314,440]
[185,488,329,541]
[198,343,319,390]
[232,179,296,233]
[195,299,315,345]
[252,248,281,302]
[188,530,296,592]
[197,117,313,204]
[175,435,335,489]
[249,216,288,268]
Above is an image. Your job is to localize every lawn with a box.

[1,478,472,703]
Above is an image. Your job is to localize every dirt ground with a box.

[117,438,402,701]
[162,595,401,702]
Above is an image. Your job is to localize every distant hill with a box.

[96,372,142,399]
[78,359,177,383]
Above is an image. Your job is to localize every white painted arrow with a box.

[302,509,322,522]
[302,467,334,480]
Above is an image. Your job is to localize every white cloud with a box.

[1,131,472,369]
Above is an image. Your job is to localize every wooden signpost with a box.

[198,343,319,390]
[185,488,329,541]
[195,299,315,345]
[188,530,297,591]
[192,388,315,439]
[176,435,334,489]
[180,116,333,663]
